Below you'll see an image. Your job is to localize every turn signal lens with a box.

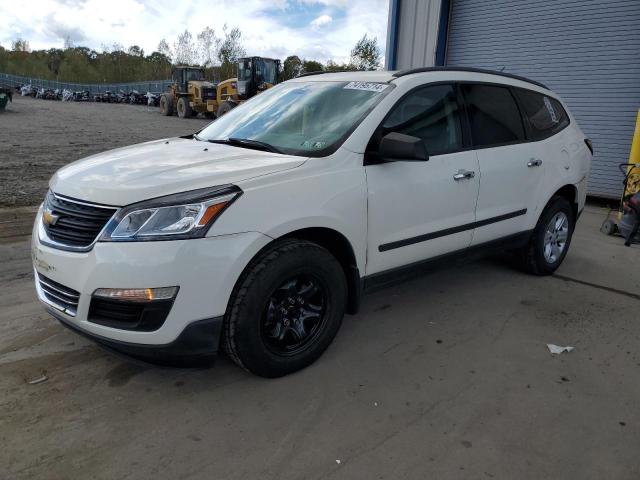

[93,286,179,302]
[197,201,230,227]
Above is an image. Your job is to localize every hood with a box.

[50,138,307,206]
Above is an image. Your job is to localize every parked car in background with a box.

[32,68,591,377]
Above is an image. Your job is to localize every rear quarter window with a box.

[514,88,569,140]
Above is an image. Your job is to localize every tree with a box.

[217,25,246,79]
[12,38,30,52]
[282,55,303,80]
[197,26,218,67]
[128,45,144,57]
[173,30,197,65]
[63,35,74,50]
[157,39,173,62]
[302,59,323,74]
[325,59,358,72]
[350,34,381,71]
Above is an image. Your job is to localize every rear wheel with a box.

[159,94,174,116]
[177,97,191,118]
[520,196,574,275]
[216,100,235,117]
[223,239,347,378]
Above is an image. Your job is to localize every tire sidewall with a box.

[229,242,347,377]
[532,197,575,274]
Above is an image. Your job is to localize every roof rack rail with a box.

[392,66,548,89]
[296,70,352,78]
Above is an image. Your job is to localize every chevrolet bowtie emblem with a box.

[43,209,60,226]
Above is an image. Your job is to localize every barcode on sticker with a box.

[344,81,389,93]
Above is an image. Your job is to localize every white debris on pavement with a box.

[336,460,341,465]
[547,344,575,354]
[28,374,48,385]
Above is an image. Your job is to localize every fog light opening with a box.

[93,286,179,302]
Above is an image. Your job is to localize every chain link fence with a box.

[0,72,172,94]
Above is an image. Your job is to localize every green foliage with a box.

[1,32,383,83]
[0,46,172,83]
[350,34,381,71]
[302,60,324,74]
[282,55,302,80]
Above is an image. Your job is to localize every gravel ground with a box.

[0,94,209,207]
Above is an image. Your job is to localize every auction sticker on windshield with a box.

[344,81,389,93]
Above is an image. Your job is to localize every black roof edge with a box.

[392,67,548,89]
[296,70,353,78]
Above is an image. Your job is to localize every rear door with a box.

[365,83,480,275]
[461,83,545,245]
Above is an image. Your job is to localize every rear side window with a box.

[461,84,525,147]
[382,84,463,155]
[514,88,569,140]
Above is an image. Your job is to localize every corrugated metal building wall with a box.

[386,0,640,198]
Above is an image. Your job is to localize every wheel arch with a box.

[231,227,362,315]
[280,227,361,314]
[549,184,579,221]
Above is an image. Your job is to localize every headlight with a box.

[99,185,242,242]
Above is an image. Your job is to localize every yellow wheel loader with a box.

[160,66,220,118]
[215,57,280,117]
[161,58,280,119]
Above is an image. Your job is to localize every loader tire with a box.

[177,97,192,118]
[160,94,174,116]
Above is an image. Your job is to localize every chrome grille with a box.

[36,273,80,316]
[42,192,117,249]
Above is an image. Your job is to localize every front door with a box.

[365,84,480,276]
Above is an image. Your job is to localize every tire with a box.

[177,97,191,118]
[216,100,235,117]
[520,196,575,275]
[160,94,174,116]
[600,218,617,236]
[223,239,347,378]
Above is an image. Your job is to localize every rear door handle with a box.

[527,158,543,167]
[453,169,475,181]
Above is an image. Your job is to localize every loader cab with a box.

[173,66,205,94]
[236,57,280,100]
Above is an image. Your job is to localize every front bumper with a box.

[32,206,272,353]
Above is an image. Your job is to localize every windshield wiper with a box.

[206,137,282,154]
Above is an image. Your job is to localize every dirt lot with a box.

[1,95,640,479]
[0,94,209,207]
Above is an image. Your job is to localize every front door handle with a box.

[528,158,543,167]
[453,169,475,181]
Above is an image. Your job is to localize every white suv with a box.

[32,68,592,377]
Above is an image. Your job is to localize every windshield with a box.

[256,59,277,84]
[197,81,392,157]
[238,60,252,81]
[185,69,203,82]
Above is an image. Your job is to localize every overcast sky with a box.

[1,0,389,64]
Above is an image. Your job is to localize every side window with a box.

[461,84,525,147]
[382,84,463,155]
[514,88,569,140]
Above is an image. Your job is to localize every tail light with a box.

[584,138,594,155]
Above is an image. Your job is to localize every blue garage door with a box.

[445,0,640,198]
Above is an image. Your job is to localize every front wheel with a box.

[177,97,191,118]
[223,239,347,377]
[520,196,575,275]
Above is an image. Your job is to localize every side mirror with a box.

[379,132,429,162]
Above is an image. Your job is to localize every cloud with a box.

[0,0,388,65]
[310,14,332,29]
